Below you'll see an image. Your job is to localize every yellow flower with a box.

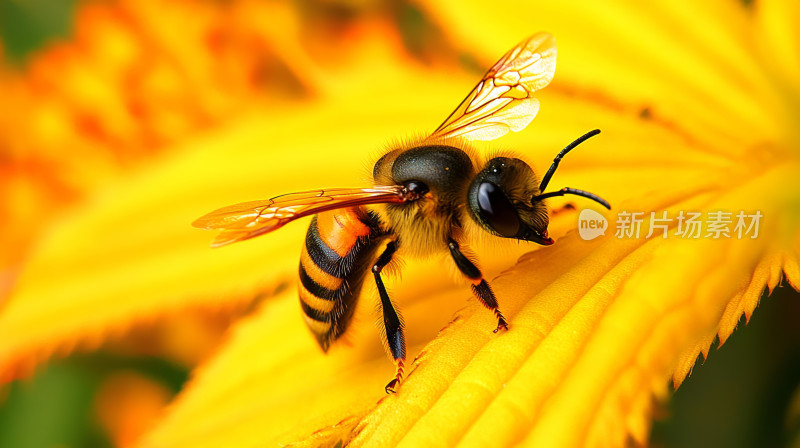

[1,0,798,447]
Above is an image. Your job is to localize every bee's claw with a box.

[385,378,400,394]
[385,359,404,394]
[493,316,509,333]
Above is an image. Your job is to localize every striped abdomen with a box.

[299,207,383,351]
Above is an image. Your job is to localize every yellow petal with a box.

[419,0,784,154]
[136,79,799,446]
[754,0,800,96]
[350,167,794,448]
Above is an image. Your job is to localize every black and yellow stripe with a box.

[298,207,382,350]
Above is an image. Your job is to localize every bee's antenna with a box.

[533,129,610,209]
[538,129,601,192]
[533,187,611,209]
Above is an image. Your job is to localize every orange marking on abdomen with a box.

[316,209,372,258]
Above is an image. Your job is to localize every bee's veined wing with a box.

[193,186,406,247]
[430,33,556,142]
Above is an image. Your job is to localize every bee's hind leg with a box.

[372,240,406,394]
[447,238,509,333]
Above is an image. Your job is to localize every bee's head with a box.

[468,157,553,245]
[468,131,611,245]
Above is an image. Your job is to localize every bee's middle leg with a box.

[372,240,406,394]
[447,238,508,333]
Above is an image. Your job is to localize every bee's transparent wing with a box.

[430,33,556,141]
[193,186,405,247]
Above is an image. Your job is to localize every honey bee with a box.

[193,33,610,393]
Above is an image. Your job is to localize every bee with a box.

[193,33,610,393]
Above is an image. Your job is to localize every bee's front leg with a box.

[372,239,406,394]
[447,238,508,333]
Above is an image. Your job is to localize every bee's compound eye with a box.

[477,182,521,238]
[404,181,428,196]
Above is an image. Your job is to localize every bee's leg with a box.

[372,240,406,394]
[447,238,509,333]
